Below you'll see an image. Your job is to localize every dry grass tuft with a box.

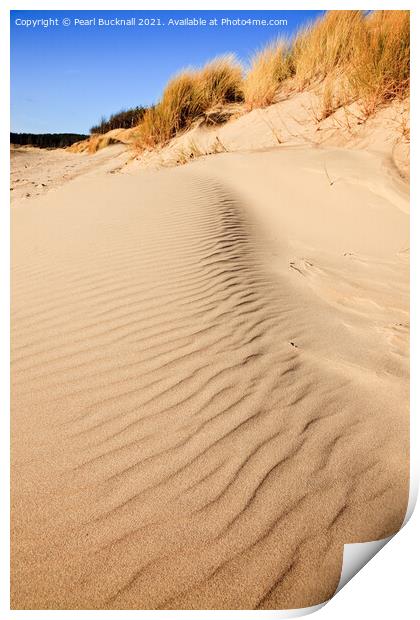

[139,72,202,147]
[174,135,229,165]
[292,11,365,87]
[243,39,293,109]
[292,10,409,116]
[68,134,119,154]
[348,10,410,117]
[315,75,349,121]
[134,10,409,149]
[198,55,243,108]
[138,56,243,148]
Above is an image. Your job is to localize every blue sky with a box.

[11,10,324,134]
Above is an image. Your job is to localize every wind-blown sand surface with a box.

[11,142,409,609]
[10,144,131,203]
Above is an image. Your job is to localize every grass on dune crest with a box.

[139,55,243,147]
[135,10,409,148]
[292,11,365,87]
[243,39,293,109]
[243,10,409,114]
[198,54,243,108]
[348,10,410,116]
[140,72,202,147]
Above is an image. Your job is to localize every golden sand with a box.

[11,115,409,609]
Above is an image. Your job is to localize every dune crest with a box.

[11,140,408,609]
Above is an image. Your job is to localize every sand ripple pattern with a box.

[11,170,408,609]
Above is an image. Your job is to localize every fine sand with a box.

[11,139,409,609]
[10,144,131,203]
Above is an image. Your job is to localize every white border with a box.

[2,2,418,618]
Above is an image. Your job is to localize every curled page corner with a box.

[333,476,417,598]
[248,532,399,618]
[403,477,418,526]
[263,602,326,618]
[285,602,326,617]
[335,536,393,594]
[284,537,393,618]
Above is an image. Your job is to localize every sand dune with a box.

[10,144,131,203]
[11,143,409,609]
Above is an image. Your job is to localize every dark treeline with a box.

[90,106,147,134]
[11,133,88,148]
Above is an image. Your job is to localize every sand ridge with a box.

[11,147,409,609]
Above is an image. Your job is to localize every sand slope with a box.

[10,144,131,203]
[11,145,409,609]
[127,95,409,181]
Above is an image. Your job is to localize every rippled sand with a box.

[11,146,409,609]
